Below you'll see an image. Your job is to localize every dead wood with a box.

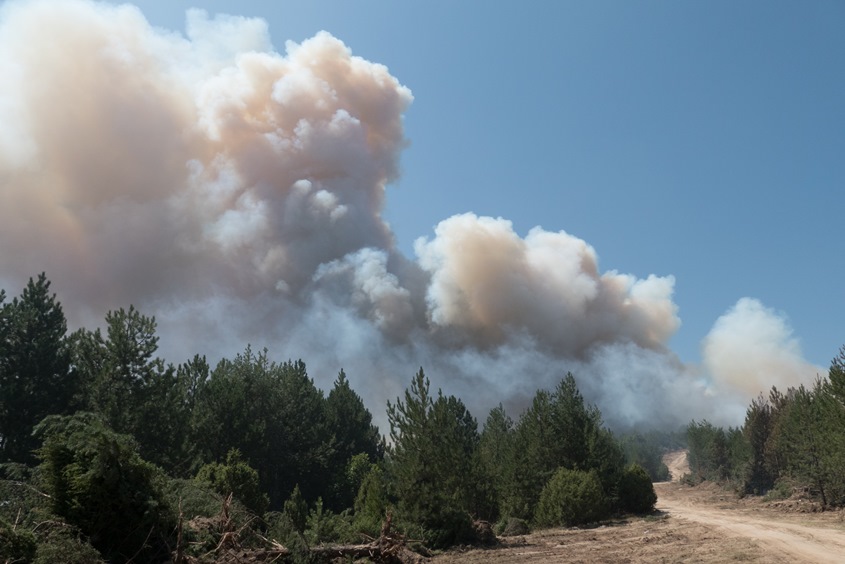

[176,508,427,563]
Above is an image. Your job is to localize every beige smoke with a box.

[414,213,679,356]
[0,0,410,317]
[702,298,822,398]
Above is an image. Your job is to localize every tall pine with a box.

[0,274,75,464]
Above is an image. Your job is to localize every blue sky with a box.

[107,0,844,367]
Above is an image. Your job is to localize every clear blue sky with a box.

[106,0,845,368]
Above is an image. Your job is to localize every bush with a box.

[496,516,530,536]
[534,467,608,527]
[284,484,309,534]
[0,516,37,563]
[305,498,356,544]
[763,479,794,502]
[163,478,222,520]
[680,472,703,486]
[165,478,261,558]
[618,464,657,514]
[34,413,174,562]
[33,530,105,564]
[353,465,389,537]
[195,448,269,516]
[418,505,476,549]
[265,512,312,564]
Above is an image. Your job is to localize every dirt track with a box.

[654,448,845,564]
[433,451,845,563]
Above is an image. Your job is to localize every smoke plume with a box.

[0,0,821,429]
[702,298,821,398]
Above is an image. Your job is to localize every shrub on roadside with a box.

[418,505,476,549]
[618,463,657,514]
[534,467,607,527]
[495,516,530,536]
[680,472,703,486]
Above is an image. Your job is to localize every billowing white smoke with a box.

[0,0,410,316]
[0,0,821,429]
[415,213,679,355]
[703,298,821,398]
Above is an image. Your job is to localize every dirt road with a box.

[434,451,845,563]
[655,450,845,563]
[656,481,845,563]
[663,449,690,480]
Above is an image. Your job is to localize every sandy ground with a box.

[432,451,845,563]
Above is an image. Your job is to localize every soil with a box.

[432,451,845,563]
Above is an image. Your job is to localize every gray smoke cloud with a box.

[0,0,821,430]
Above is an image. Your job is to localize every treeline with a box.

[686,350,845,507]
[0,274,665,563]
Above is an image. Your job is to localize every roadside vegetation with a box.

[684,349,845,509]
[0,274,669,562]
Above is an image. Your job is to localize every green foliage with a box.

[284,484,309,534]
[167,478,260,559]
[387,368,482,548]
[0,516,37,563]
[264,510,313,564]
[191,351,333,508]
[195,448,269,516]
[774,382,838,506]
[0,274,76,464]
[72,306,189,473]
[0,465,52,531]
[742,395,775,494]
[418,506,476,549]
[501,373,622,521]
[686,419,740,482]
[496,517,529,537]
[762,478,794,502]
[587,425,626,507]
[618,464,657,514]
[17,273,845,554]
[478,404,514,521]
[304,498,356,545]
[353,464,389,536]
[684,348,845,508]
[618,431,673,482]
[534,467,607,528]
[346,452,374,499]
[324,370,382,510]
[34,413,173,563]
[162,478,223,521]
[33,529,105,564]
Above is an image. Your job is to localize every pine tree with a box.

[500,373,620,520]
[478,404,514,520]
[34,412,172,562]
[324,369,381,510]
[0,274,75,464]
[743,394,774,493]
[73,306,186,471]
[191,351,333,508]
[387,368,480,547]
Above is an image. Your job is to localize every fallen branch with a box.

[179,509,426,563]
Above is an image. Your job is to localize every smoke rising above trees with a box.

[0,0,821,428]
